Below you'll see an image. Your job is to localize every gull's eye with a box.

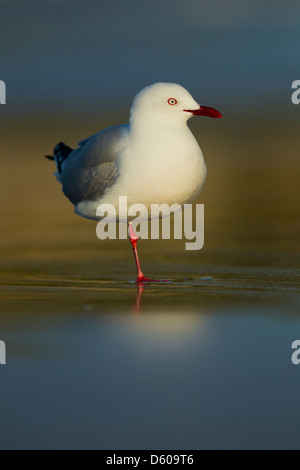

[168,98,177,106]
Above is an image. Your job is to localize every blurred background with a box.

[0,0,300,450]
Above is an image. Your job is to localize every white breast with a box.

[104,124,206,209]
[76,121,207,221]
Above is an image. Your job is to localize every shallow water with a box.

[1,266,300,450]
[0,118,300,449]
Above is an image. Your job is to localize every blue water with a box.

[0,270,300,449]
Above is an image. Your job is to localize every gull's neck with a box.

[129,111,189,136]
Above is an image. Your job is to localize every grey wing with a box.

[59,124,129,205]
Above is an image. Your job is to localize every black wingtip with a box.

[53,142,73,173]
[54,142,65,153]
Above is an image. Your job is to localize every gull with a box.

[46,82,222,282]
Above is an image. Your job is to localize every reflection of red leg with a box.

[134,282,145,313]
[128,223,168,283]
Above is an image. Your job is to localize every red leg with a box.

[128,223,168,283]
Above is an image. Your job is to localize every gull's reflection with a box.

[125,307,205,354]
[134,282,145,312]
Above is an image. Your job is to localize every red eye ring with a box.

[168,98,177,105]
